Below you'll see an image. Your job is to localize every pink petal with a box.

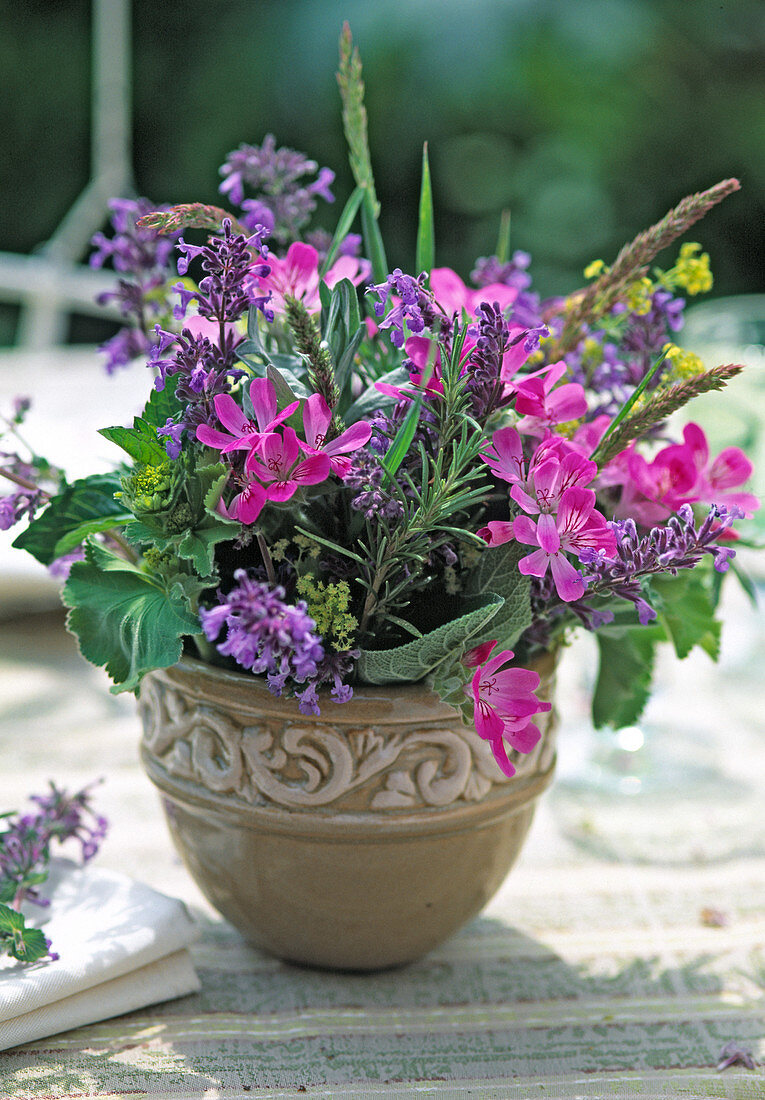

[682,422,710,467]
[557,486,596,537]
[550,551,585,602]
[463,640,498,668]
[505,722,542,754]
[512,515,540,546]
[249,378,277,431]
[429,267,470,315]
[325,420,373,456]
[488,735,517,778]
[196,423,235,449]
[478,521,516,546]
[213,393,248,435]
[293,452,332,485]
[548,382,588,422]
[709,446,754,490]
[234,481,267,524]
[265,481,298,503]
[536,513,561,554]
[302,394,332,448]
[474,698,505,741]
[518,548,551,578]
[510,485,541,515]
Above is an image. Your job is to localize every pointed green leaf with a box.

[140,374,183,429]
[382,390,425,481]
[357,593,503,684]
[99,418,167,465]
[62,541,201,694]
[361,191,388,285]
[320,185,364,277]
[415,142,434,277]
[592,628,659,729]
[649,569,721,661]
[495,209,512,264]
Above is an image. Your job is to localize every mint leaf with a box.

[99,417,167,465]
[649,569,721,661]
[0,903,50,963]
[592,627,662,729]
[13,473,129,565]
[464,543,533,651]
[62,541,201,693]
[357,594,503,685]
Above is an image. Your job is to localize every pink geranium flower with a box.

[222,476,268,525]
[301,394,373,477]
[245,426,331,502]
[511,361,588,437]
[429,267,519,318]
[254,242,371,314]
[510,452,598,516]
[511,486,616,602]
[462,642,552,777]
[196,378,298,453]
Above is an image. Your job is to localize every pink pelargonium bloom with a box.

[511,486,617,602]
[462,642,552,777]
[610,422,760,525]
[254,242,371,315]
[221,476,268,525]
[196,377,299,453]
[511,451,598,516]
[245,426,331,502]
[654,422,759,518]
[301,393,372,477]
[511,361,588,437]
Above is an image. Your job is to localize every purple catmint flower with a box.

[471,250,533,292]
[200,571,325,709]
[91,198,180,375]
[464,300,516,420]
[219,135,335,245]
[578,503,742,623]
[368,269,449,350]
[0,489,40,531]
[174,218,272,331]
[0,782,108,908]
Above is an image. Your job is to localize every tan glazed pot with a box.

[138,654,557,971]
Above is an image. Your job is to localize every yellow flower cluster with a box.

[295,575,357,650]
[624,276,654,316]
[662,342,705,379]
[671,243,713,296]
[584,259,607,280]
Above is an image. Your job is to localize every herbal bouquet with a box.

[3,29,759,781]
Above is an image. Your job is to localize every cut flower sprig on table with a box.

[4,26,760,780]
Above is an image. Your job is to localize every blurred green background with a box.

[1,0,763,346]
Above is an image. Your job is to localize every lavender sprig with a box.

[0,782,108,964]
[579,504,741,623]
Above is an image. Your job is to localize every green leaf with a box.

[382,391,425,482]
[0,903,50,963]
[357,593,503,685]
[415,142,435,277]
[62,541,201,694]
[360,191,388,285]
[592,628,658,729]
[463,542,533,651]
[99,417,167,465]
[649,569,721,661]
[140,374,183,429]
[13,473,129,565]
[495,209,512,264]
[319,185,364,277]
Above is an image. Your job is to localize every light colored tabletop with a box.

[1,342,764,1097]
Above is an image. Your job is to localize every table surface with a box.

[1,343,765,1097]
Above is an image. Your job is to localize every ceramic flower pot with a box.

[138,653,557,971]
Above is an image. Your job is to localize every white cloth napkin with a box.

[0,859,201,1050]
